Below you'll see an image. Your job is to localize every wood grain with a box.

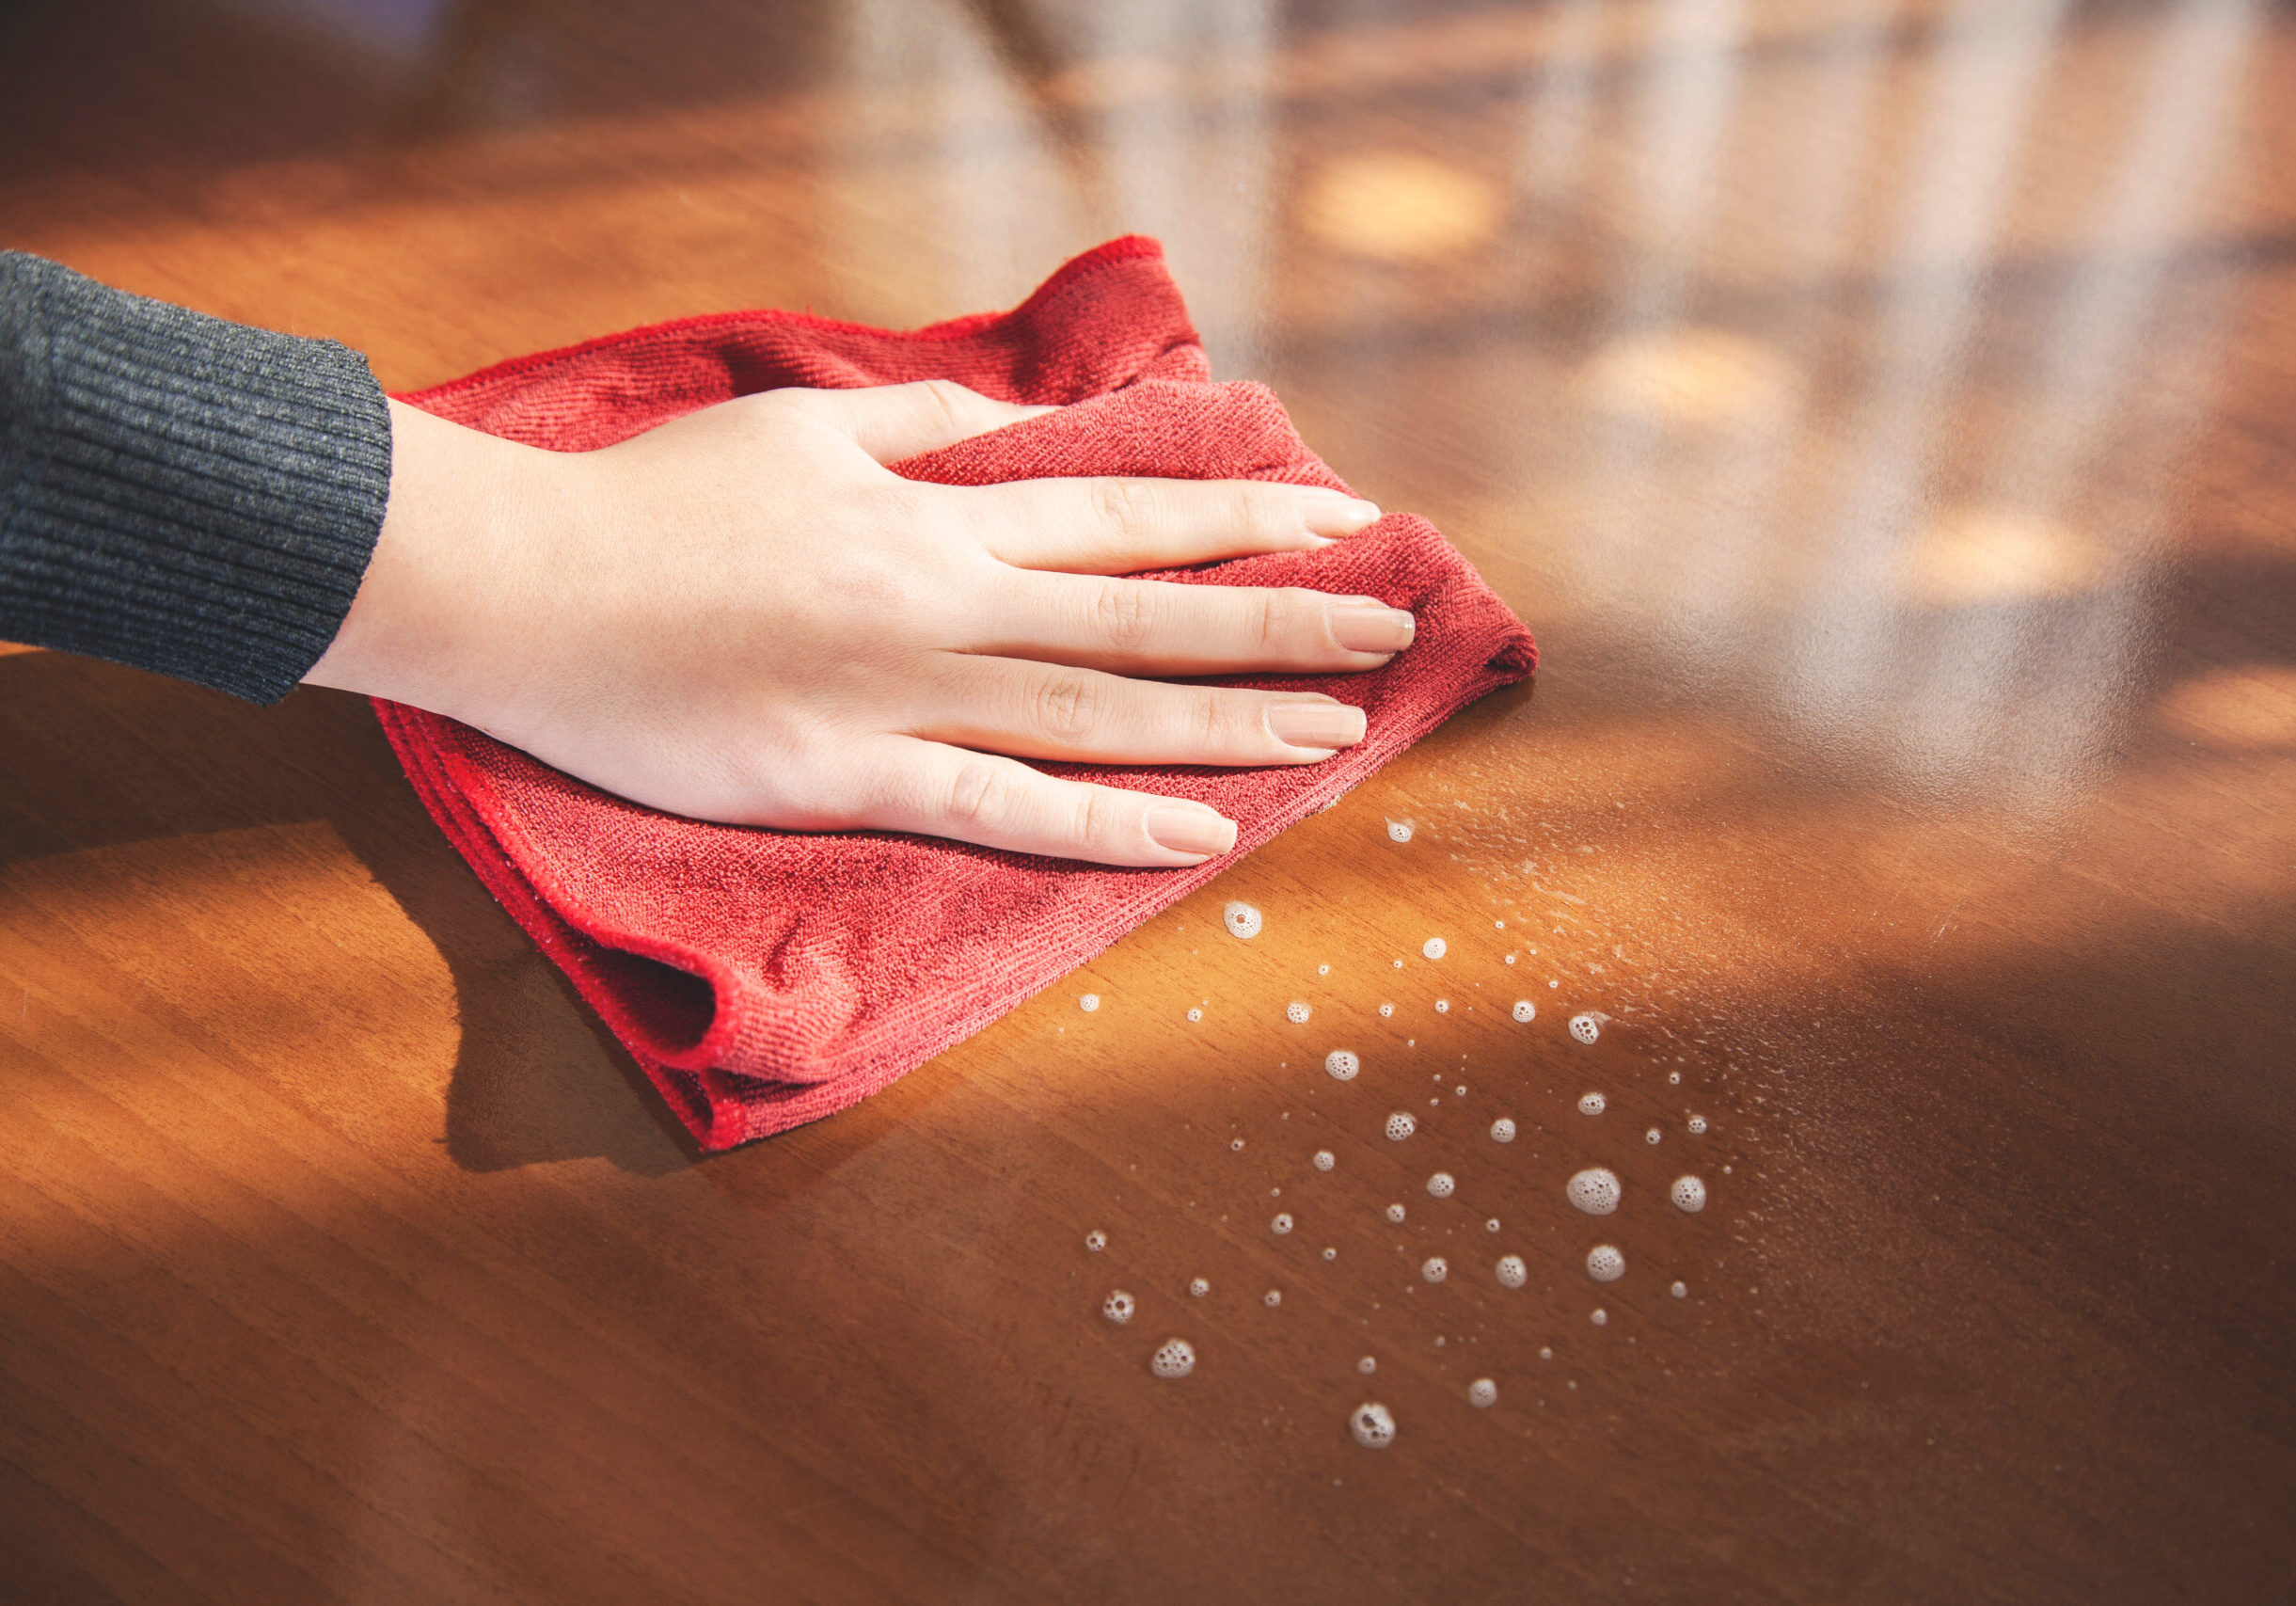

[3,1,2292,1600]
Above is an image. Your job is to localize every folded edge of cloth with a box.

[373,237,1536,1151]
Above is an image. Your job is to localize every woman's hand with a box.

[307,380,1406,867]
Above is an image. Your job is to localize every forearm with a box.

[0,251,391,701]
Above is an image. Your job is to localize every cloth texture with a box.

[376,236,1536,1151]
[0,251,391,702]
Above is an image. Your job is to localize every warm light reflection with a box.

[1898,508,2107,608]
[1294,151,1502,262]
[1576,327,1800,429]
[2155,665,2296,751]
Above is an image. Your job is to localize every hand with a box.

[306,380,1408,867]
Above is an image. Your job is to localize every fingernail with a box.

[1300,486,1384,537]
[1330,599,1417,653]
[1147,802,1238,858]
[1266,700,1367,751]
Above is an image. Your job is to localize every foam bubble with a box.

[1687,1115,1707,1135]
[1151,1338,1196,1378]
[1386,1203,1407,1223]
[1230,1137,1245,1152]
[1567,1168,1622,1215]
[1577,1092,1607,1117]
[1271,1213,1294,1235]
[1645,1127,1661,1145]
[1313,1149,1336,1172]
[1586,1245,1625,1282]
[1085,1230,1107,1252]
[1512,1000,1536,1023]
[1569,1013,1600,1044]
[1590,1309,1608,1327]
[1189,1277,1210,1297]
[1357,1356,1377,1375]
[1378,1002,1394,1017]
[1669,1071,1681,1084]
[1185,1007,1202,1022]
[1422,937,1447,960]
[1318,963,1330,976]
[1670,1175,1707,1214]
[1078,994,1100,1012]
[1322,1247,1337,1261]
[1505,954,1517,964]
[1434,999,1450,1013]
[1426,1172,1456,1199]
[1485,1217,1500,1232]
[1350,1402,1396,1449]
[1387,819,1414,843]
[1103,1290,1134,1324]
[1223,901,1263,940]
[1671,1280,1688,1299]
[1468,1378,1497,1409]
[1287,1001,1312,1025]
[1385,1112,1417,1141]
[1490,1117,1517,1143]
[1422,1256,1449,1283]
[1325,1049,1360,1081]
[1496,1254,1528,1289]
[1455,1084,1467,1097]
[1265,1290,1283,1308]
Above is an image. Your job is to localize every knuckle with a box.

[912,378,971,437]
[1196,690,1229,749]
[1092,477,1159,545]
[945,759,1013,829]
[1028,671,1104,743]
[1093,579,1158,654]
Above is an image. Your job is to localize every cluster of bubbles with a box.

[1085,1230,1107,1252]
[1386,1203,1407,1223]
[1313,1149,1337,1172]
[1186,1007,1202,1022]
[1103,1290,1134,1324]
[1264,1290,1283,1309]
[1569,1013,1601,1044]
[1325,1049,1360,1081]
[1426,1172,1456,1199]
[1422,937,1448,960]
[1190,1277,1211,1297]
[1586,1245,1625,1282]
[1378,1002,1395,1017]
[1512,1000,1536,1023]
[1671,1175,1708,1213]
[1468,1378,1497,1409]
[1421,1257,1449,1284]
[1434,999,1450,1013]
[1272,1213,1294,1235]
[1671,1280,1688,1299]
[1490,1117,1516,1143]
[1151,1339,1196,1378]
[1496,1254,1528,1289]
[1577,1092,1607,1117]
[1286,1001,1313,1025]
[1385,1112,1417,1141]
[1568,1168,1623,1215]
[1223,901,1263,940]
[1079,994,1100,1012]
[1351,1403,1397,1449]
[1646,1127,1662,1145]
[1687,1115,1708,1135]
[1386,820,1414,842]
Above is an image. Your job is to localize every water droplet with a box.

[1645,1126,1662,1145]
[1567,1168,1623,1216]
[1422,1257,1449,1283]
[1468,1378,1497,1408]
[1590,1309,1608,1327]
[1350,1402,1397,1449]
[1386,1203,1407,1223]
[1271,1213,1294,1235]
[1078,994,1100,1012]
[1357,1356,1377,1375]
[1287,1001,1313,1025]
[1422,937,1447,960]
[1265,1289,1283,1308]
[1687,1115,1707,1135]
[1671,1175,1707,1214]
[1378,1002,1395,1017]
[1586,1245,1625,1282]
[1085,1230,1107,1252]
[1490,1117,1517,1143]
[1151,1338,1196,1377]
[1434,999,1450,1013]
[1569,1013,1600,1044]
[1223,901,1262,940]
[1577,1092,1607,1117]
[1103,1290,1134,1324]
[1426,1172,1456,1199]
[1325,1049,1361,1081]
[1512,1000,1536,1023]
[1539,1345,1554,1360]
[1313,1149,1336,1171]
[1496,1255,1528,1289]
[1385,1112,1417,1141]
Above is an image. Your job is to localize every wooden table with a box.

[4,1,2292,1599]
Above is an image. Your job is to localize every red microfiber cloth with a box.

[374,237,1536,1151]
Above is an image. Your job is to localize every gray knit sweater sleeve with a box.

[0,252,391,703]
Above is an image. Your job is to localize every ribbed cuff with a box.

[0,251,391,703]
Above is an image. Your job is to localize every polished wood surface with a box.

[5,1,2294,1600]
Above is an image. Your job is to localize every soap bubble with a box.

[1590,1308,1608,1327]
[1357,1356,1377,1375]
[1468,1378,1497,1408]
[1669,1071,1682,1084]
[1325,1049,1360,1081]
[1272,1213,1294,1235]
[1151,1338,1196,1378]
[1422,937,1447,960]
[1586,1245,1625,1282]
[1265,1289,1282,1308]
[1322,1247,1338,1261]
[1434,999,1450,1013]
[1085,1230,1107,1252]
[1223,901,1262,940]
[1497,1255,1529,1289]
[1569,1013,1600,1044]
[1646,1127,1661,1145]
[1350,1402,1396,1449]
[1318,963,1330,975]
[1671,1280,1688,1299]
[1378,1003,1394,1017]
[1687,1115,1708,1135]
[1426,1172,1456,1199]
[1484,1217,1500,1232]
[1079,994,1100,1012]
[1421,1257,1449,1283]
[1230,1137,1245,1152]
[1386,1203,1407,1223]
[1287,1001,1312,1025]
[1490,1118,1517,1143]
[1455,1084,1468,1097]
[1577,1092,1607,1117]
[1186,1008,1202,1022]
[1505,954,1517,964]
[1539,1346,1553,1360]
[1385,1112,1417,1141]
[1387,819,1414,843]
[1567,1168,1622,1215]
[1671,1175,1707,1214]
[1512,1000,1536,1023]
[1313,1149,1336,1171]
[1189,1277,1210,1297]
[1103,1290,1134,1324]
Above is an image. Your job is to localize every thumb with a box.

[777,379,1054,465]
